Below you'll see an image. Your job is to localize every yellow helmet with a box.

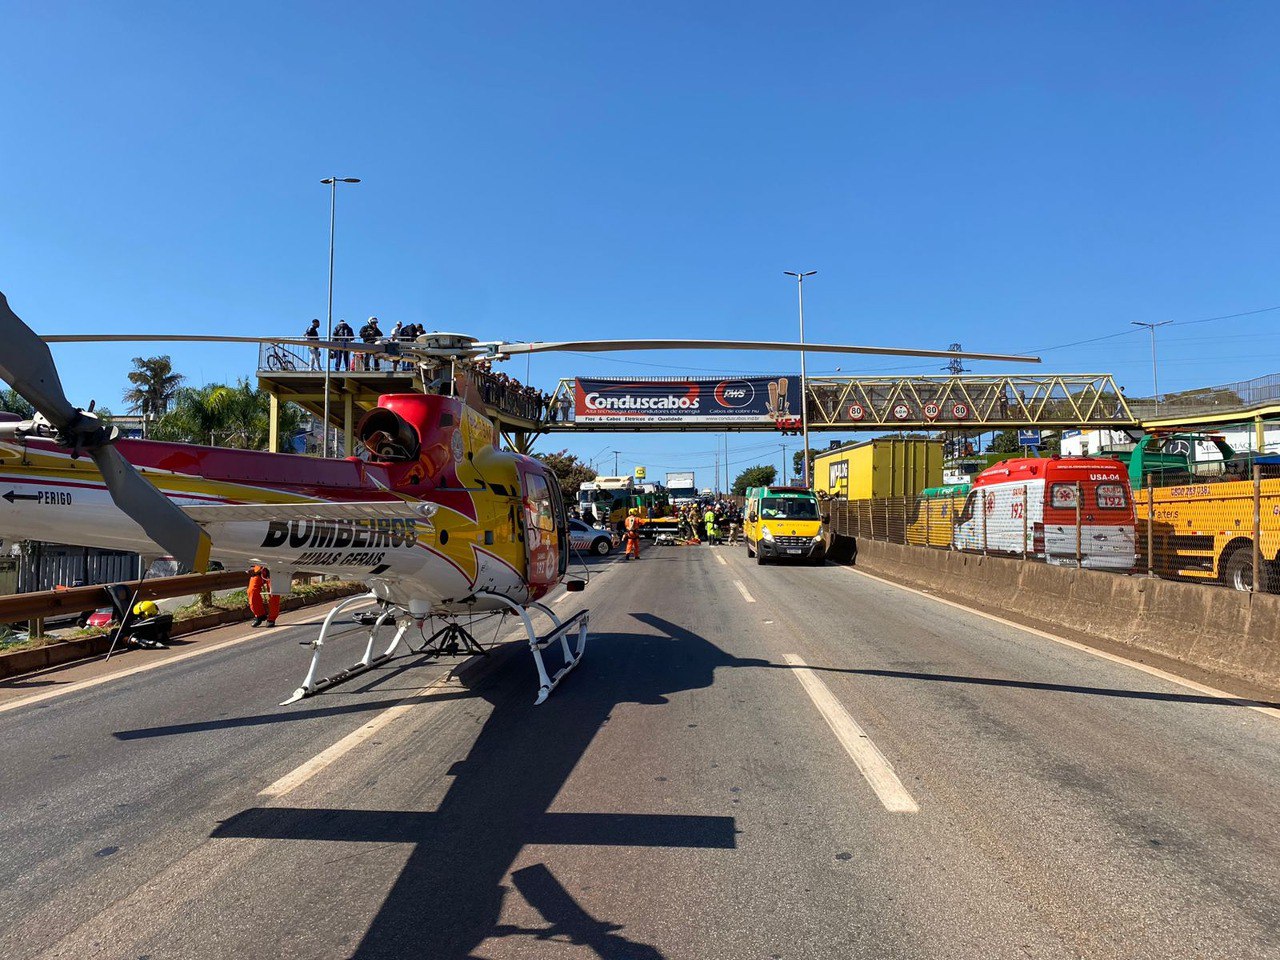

[132,600,160,618]
[629,507,640,515]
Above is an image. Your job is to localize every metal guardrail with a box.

[0,571,249,623]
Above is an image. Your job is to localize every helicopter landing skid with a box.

[476,594,590,705]
[281,593,412,705]
[282,593,589,707]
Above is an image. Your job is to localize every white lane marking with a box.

[783,653,919,813]
[733,579,756,603]
[715,553,727,566]
[260,672,455,797]
[843,566,1280,721]
[554,591,573,605]
[0,603,373,715]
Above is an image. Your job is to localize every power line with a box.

[1026,303,1280,356]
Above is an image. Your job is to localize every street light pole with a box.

[320,176,360,457]
[784,270,817,486]
[1131,319,1172,414]
[724,433,729,496]
[613,450,620,475]
[781,442,788,486]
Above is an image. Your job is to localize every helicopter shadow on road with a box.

[211,613,772,959]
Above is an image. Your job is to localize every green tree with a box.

[792,448,820,484]
[790,440,846,484]
[123,355,185,432]
[732,464,776,496]
[987,429,1022,454]
[534,449,597,502]
[151,380,305,450]
[0,388,34,419]
[988,429,1059,455]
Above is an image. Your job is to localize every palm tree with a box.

[123,356,184,433]
[151,380,306,450]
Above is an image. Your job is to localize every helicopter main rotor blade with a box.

[0,292,212,571]
[491,339,1040,363]
[41,333,1039,364]
[42,334,383,353]
[0,292,83,430]
[91,445,212,572]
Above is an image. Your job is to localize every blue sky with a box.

[3,2,1278,488]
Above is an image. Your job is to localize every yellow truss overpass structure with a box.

[545,374,1137,433]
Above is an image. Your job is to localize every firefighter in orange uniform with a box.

[248,562,281,627]
[624,507,642,560]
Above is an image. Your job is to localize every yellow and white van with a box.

[743,486,826,565]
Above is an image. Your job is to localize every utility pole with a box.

[784,270,816,486]
[613,450,620,475]
[320,176,360,457]
[1131,320,1172,414]
[781,442,788,486]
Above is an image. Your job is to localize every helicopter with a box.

[0,291,1039,705]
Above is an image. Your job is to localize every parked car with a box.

[85,607,117,629]
[568,518,613,557]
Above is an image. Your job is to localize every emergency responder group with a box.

[611,501,742,556]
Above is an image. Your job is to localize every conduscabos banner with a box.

[573,376,798,424]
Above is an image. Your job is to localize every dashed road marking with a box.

[783,653,919,813]
[715,553,727,566]
[733,580,756,603]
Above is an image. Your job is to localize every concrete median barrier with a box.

[845,539,1280,692]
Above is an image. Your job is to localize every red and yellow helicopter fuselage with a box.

[0,391,569,616]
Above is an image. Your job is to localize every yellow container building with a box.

[814,438,944,500]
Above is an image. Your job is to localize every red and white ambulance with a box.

[952,457,1136,571]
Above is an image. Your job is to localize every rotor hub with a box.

[411,332,480,357]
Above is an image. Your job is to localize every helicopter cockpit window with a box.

[524,473,556,535]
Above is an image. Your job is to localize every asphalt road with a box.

[1,546,1278,959]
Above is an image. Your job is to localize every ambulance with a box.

[952,457,1136,571]
[744,486,827,565]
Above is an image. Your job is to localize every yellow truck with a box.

[814,438,943,501]
[1135,477,1280,592]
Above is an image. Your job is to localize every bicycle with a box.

[264,343,298,372]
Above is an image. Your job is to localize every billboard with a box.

[665,471,696,490]
[574,376,798,424]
